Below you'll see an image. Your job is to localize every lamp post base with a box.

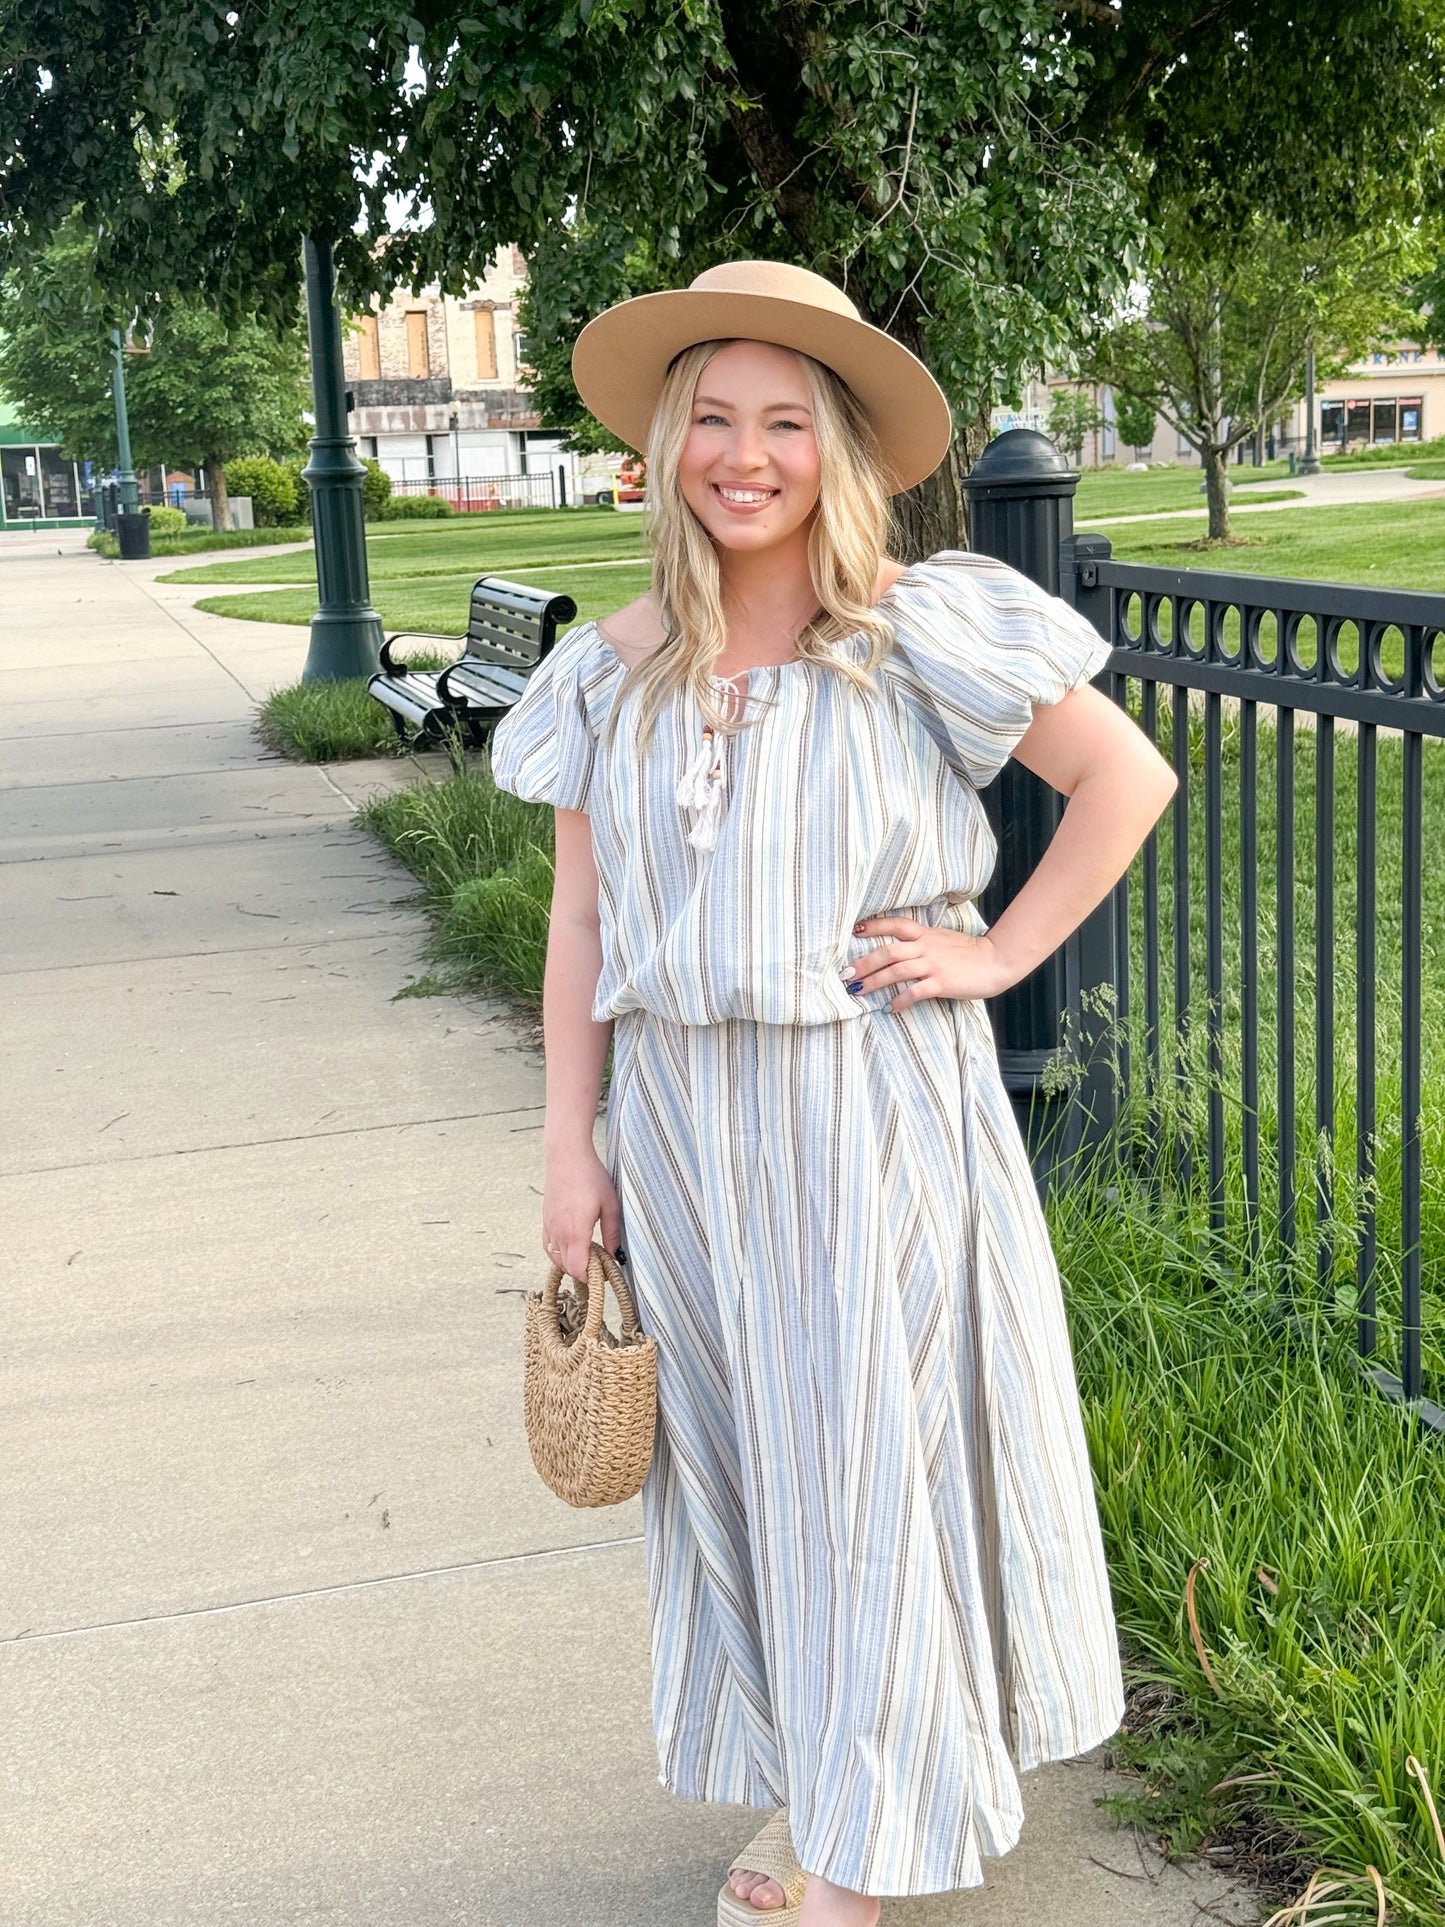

[1297,454,1323,476]
[302,608,385,682]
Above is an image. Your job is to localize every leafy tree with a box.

[1112,389,1158,460]
[0,226,306,528]
[1045,389,1105,466]
[2,3,1442,553]
[1084,212,1432,540]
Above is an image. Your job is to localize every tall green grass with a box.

[358,752,556,1006]
[1052,1135,1445,1924]
[255,652,452,762]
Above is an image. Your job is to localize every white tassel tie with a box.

[676,722,725,852]
[677,676,744,853]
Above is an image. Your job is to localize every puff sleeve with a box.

[488,624,600,813]
[883,551,1115,790]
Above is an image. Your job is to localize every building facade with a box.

[343,246,606,503]
[1024,338,1445,470]
[0,402,97,530]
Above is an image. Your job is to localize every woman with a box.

[490,260,1176,1927]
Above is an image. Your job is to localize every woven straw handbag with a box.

[523,1240,658,1507]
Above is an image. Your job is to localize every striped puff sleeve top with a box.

[489,550,1114,1029]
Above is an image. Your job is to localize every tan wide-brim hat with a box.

[571,260,953,494]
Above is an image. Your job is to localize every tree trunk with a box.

[1201,443,1232,540]
[205,454,233,533]
[891,403,993,561]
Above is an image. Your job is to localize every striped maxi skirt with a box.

[603,989,1125,1899]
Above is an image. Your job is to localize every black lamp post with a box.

[960,428,1118,1191]
[300,236,384,682]
[109,329,140,512]
[1298,347,1323,476]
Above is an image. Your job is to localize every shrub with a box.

[223,455,299,527]
[147,505,190,535]
[378,493,453,520]
[279,457,311,524]
[361,458,392,520]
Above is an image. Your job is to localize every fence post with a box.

[960,430,1119,1193]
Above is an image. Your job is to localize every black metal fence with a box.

[966,430,1445,1430]
[384,471,618,512]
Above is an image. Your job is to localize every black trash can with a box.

[116,508,152,559]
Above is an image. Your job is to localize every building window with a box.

[406,310,430,379]
[513,330,533,371]
[356,314,381,381]
[1330,395,1425,448]
[39,446,79,517]
[2,445,43,518]
[474,308,498,380]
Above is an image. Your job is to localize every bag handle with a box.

[542,1240,646,1344]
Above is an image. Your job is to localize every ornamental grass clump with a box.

[359,752,548,902]
[358,753,556,1006]
[256,654,451,763]
[1049,1123,1445,1925]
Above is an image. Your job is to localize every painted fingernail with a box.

[853,921,866,934]
[846,980,863,993]
[614,1245,627,1263]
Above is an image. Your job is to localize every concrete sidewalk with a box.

[0,537,1260,1926]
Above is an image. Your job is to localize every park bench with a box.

[367,574,578,749]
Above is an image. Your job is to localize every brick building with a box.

[343,245,592,501]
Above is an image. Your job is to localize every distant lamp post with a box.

[1299,347,1323,476]
[449,406,462,506]
[110,329,140,512]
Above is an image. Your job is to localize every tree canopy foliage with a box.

[3,2,1441,548]
[0,223,307,522]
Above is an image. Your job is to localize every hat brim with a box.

[571,287,954,494]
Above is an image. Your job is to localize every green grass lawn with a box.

[222,558,652,639]
[1074,466,1300,520]
[91,525,311,559]
[1095,496,1445,592]
[247,495,1445,762]
[233,495,1445,654]
[165,504,644,587]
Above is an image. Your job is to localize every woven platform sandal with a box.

[718,1810,808,1924]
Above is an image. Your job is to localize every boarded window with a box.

[474,308,498,380]
[356,314,381,380]
[406,311,430,378]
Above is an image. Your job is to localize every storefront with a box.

[1320,393,1425,451]
[0,405,97,529]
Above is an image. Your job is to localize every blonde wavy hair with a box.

[604,339,900,754]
